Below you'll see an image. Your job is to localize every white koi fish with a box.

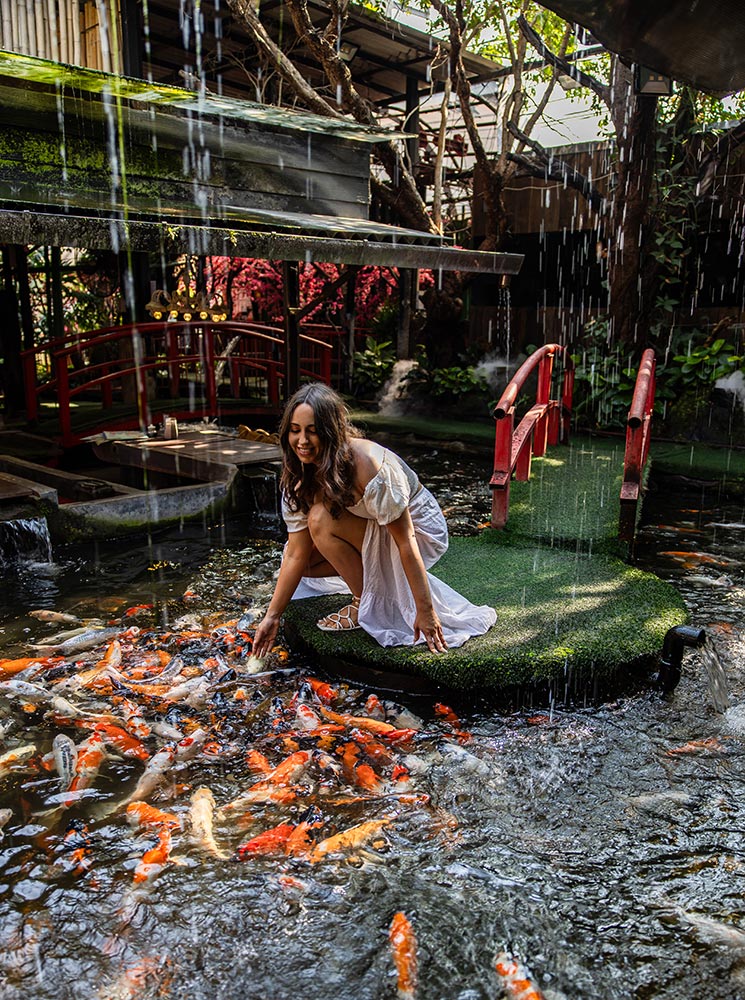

[188,787,228,859]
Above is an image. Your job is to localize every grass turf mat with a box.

[492,436,628,555]
[283,537,687,692]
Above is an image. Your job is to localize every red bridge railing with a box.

[489,343,575,528]
[619,348,656,542]
[22,321,333,446]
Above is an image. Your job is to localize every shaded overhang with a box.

[0,51,521,276]
[536,0,745,93]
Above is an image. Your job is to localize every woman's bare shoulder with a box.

[349,438,383,488]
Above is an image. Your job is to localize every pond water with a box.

[0,447,744,1000]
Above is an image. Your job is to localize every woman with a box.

[251,383,496,657]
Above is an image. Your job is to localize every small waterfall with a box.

[377,359,417,416]
[700,637,730,713]
[0,518,53,572]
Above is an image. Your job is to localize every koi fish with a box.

[307,677,337,704]
[494,951,547,999]
[133,827,173,883]
[319,707,416,741]
[30,627,124,657]
[308,818,390,863]
[246,749,272,775]
[188,787,228,859]
[0,743,37,778]
[234,822,296,859]
[52,734,78,790]
[0,657,49,678]
[65,731,108,805]
[667,737,725,755]
[60,819,95,878]
[222,750,312,811]
[124,747,176,805]
[285,805,325,857]
[434,702,472,741]
[126,801,181,831]
[295,704,322,730]
[389,911,418,1000]
[29,610,81,624]
[0,807,12,840]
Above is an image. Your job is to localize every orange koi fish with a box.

[60,819,95,878]
[246,749,273,775]
[494,951,547,999]
[285,807,325,857]
[133,827,173,884]
[126,801,181,831]
[234,822,296,859]
[389,911,418,1000]
[307,677,337,704]
[308,818,389,863]
[352,763,383,793]
[667,737,725,755]
[320,707,416,741]
[434,702,472,741]
[95,722,149,761]
[65,731,107,805]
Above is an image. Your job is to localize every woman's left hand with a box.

[414,608,448,653]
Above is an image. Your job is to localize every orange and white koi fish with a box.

[667,737,725,755]
[29,610,80,624]
[494,951,547,1000]
[133,827,173,884]
[295,703,322,731]
[126,801,181,831]
[389,911,418,1000]
[0,743,37,779]
[234,822,296,859]
[65,731,107,805]
[307,677,337,704]
[60,819,95,878]
[0,808,13,840]
[434,702,472,741]
[308,818,389,863]
[188,787,228,859]
[319,707,416,741]
[246,749,272,775]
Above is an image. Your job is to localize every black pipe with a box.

[656,625,706,692]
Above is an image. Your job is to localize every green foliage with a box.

[570,319,638,429]
[351,336,396,399]
[659,332,744,397]
[401,363,490,408]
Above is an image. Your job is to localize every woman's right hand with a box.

[252,612,281,658]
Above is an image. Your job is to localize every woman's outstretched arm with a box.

[385,510,447,653]
[252,529,314,657]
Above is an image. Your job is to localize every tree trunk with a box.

[606,60,659,346]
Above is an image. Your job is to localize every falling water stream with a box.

[0,450,743,1000]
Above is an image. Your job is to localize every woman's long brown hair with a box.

[278,383,360,518]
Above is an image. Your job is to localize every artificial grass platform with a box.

[496,436,630,555]
[283,536,687,693]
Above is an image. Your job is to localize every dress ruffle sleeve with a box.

[281,495,308,533]
[361,455,412,525]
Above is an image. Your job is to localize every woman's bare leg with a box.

[306,503,366,598]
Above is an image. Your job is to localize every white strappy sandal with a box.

[317,595,362,632]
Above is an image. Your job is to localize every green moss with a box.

[283,537,687,692]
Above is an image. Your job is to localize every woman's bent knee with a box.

[307,502,333,538]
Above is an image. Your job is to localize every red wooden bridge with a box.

[21,320,343,446]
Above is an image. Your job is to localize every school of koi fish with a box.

[0,602,549,999]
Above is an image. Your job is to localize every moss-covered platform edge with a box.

[283,536,687,692]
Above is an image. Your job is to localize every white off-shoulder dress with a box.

[282,444,497,648]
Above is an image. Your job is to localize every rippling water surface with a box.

[0,449,743,1000]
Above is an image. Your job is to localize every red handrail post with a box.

[533,349,554,457]
[490,408,514,528]
[620,349,656,542]
[203,326,218,415]
[57,357,72,446]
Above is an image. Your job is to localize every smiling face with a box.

[287,402,322,465]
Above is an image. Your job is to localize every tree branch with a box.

[517,14,610,106]
[506,122,606,214]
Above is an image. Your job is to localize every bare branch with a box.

[517,14,610,106]
[506,149,606,215]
